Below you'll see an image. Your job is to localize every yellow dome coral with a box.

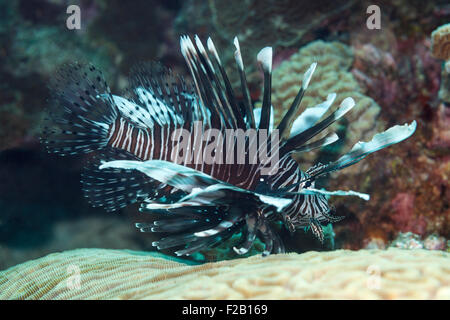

[1,248,448,299]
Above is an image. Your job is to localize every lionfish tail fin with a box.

[41,62,118,156]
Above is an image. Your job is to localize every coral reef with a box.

[330,127,450,249]
[423,234,448,251]
[429,103,450,149]
[175,0,359,91]
[0,0,183,151]
[0,1,115,151]
[352,39,441,115]
[431,23,450,61]
[328,25,449,250]
[363,238,387,250]
[271,40,383,167]
[0,0,182,269]
[209,0,355,49]
[430,24,450,149]
[390,232,424,250]
[387,0,450,38]
[431,23,450,104]
[1,0,449,264]
[389,232,448,251]
[175,0,450,92]
[1,248,449,299]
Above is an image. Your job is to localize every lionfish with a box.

[41,35,416,257]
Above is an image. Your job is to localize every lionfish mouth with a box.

[41,34,416,258]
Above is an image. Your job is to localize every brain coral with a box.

[0,248,448,299]
[271,40,384,166]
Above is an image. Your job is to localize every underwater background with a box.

[0,0,449,275]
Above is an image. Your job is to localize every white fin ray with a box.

[293,132,339,154]
[110,95,155,129]
[298,188,370,201]
[333,121,417,169]
[134,87,184,127]
[308,121,417,179]
[289,93,336,138]
[302,62,317,90]
[207,37,221,65]
[100,159,293,212]
[233,36,244,70]
[254,106,274,133]
[257,47,273,73]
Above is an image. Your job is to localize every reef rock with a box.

[431,23,450,103]
[176,0,358,91]
[0,248,449,299]
[431,23,450,61]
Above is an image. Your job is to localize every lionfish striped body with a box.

[42,35,416,257]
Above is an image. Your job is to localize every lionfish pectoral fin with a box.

[41,62,118,156]
[194,207,243,238]
[99,159,219,193]
[174,237,220,257]
[136,219,199,233]
[257,194,292,212]
[81,148,161,212]
[100,159,294,214]
[142,205,242,257]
